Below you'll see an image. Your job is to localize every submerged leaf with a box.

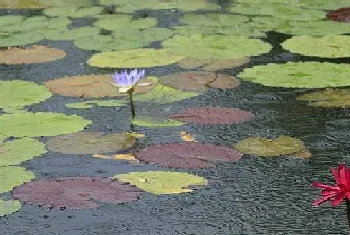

[327,7,350,22]
[0,166,34,193]
[0,199,21,217]
[297,88,350,108]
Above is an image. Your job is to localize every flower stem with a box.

[128,89,135,119]
[346,199,350,232]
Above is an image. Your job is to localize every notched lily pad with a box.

[0,166,35,194]
[159,72,240,92]
[0,198,21,217]
[135,142,243,168]
[327,7,350,22]
[0,112,91,138]
[177,57,250,71]
[0,45,66,64]
[44,6,103,18]
[45,74,156,98]
[46,132,136,154]
[0,31,44,47]
[297,88,350,108]
[170,107,254,125]
[234,136,307,157]
[115,171,208,195]
[94,15,157,31]
[12,177,142,209]
[131,116,185,127]
[0,137,47,166]
[66,99,127,109]
[38,26,99,41]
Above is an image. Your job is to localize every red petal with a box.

[313,194,338,207]
[331,194,345,207]
[332,166,341,185]
[312,182,339,191]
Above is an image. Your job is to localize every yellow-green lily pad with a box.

[43,6,103,18]
[0,137,46,166]
[0,166,35,193]
[282,35,350,58]
[88,48,184,68]
[297,88,350,108]
[38,26,99,41]
[0,112,91,138]
[115,171,208,195]
[94,15,157,31]
[66,100,127,109]
[276,21,350,35]
[131,116,185,127]
[234,136,305,157]
[0,199,21,217]
[0,31,44,47]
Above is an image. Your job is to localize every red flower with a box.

[313,164,350,207]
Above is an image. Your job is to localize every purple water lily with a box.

[112,69,145,93]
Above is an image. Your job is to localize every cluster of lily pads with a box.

[0,0,349,219]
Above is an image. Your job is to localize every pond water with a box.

[0,0,350,234]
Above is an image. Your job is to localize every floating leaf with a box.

[94,15,157,31]
[234,136,306,157]
[93,153,138,162]
[0,199,21,217]
[40,0,94,7]
[177,57,250,71]
[162,34,271,59]
[276,21,350,35]
[181,13,249,27]
[45,75,156,98]
[0,31,43,47]
[170,107,254,125]
[0,112,91,138]
[238,62,350,88]
[0,45,66,64]
[88,49,184,68]
[0,80,51,112]
[0,0,46,8]
[126,132,145,138]
[133,83,199,104]
[43,6,103,18]
[13,177,142,209]
[135,142,243,168]
[0,138,46,167]
[159,72,240,92]
[131,116,185,127]
[46,132,136,155]
[327,7,350,22]
[38,26,99,41]
[0,166,34,193]
[0,15,24,26]
[66,100,127,109]
[115,171,207,195]
[297,88,350,108]
[282,35,350,58]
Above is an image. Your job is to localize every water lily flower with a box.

[112,69,145,93]
[312,164,350,207]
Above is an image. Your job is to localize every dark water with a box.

[0,1,350,235]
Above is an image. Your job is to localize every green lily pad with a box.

[133,83,199,104]
[238,62,350,88]
[0,112,92,138]
[162,34,271,59]
[0,0,46,9]
[181,13,249,27]
[131,116,185,127]
[235,0,350,9]
[94,15,157,31]
[115,171,208,194]
[234,136,305,157]
[177,57,250,71]
[88,48,184,68]
[0,31,44,47]
[297,88,350,108]
[276,21,350,35]
[43,6,103,18]
[38,26,99,41]
[40,0,94,7]
[281,35,350,58]
[0,80,52,111]
[66,100,127,109]
[0,15,24,27]
[0,199,21,217]
[0,137,47,166]
[0,166,35,193]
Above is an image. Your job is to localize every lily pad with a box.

[170,107,254,125]
[46,132,136,154]
[135,142,243,168]
[177,57,250,71]
[38,26,100,41]
[131,116,185,127]
[66,100,127,109]
[12,177,142,209]
[0,112,91,138]
[0,166,35,193]
[297,88,350,108]
[234,136,306,157]
[40,0,94,7]
[133,83,199,104]
[88,49,184,68]
[162,34,271,59]
[181,13,249,27]
[282,35,350,58]
[45,74,157,98]
[0,45,66,64]
[0,0,46,8]
[43,6,103,18]
[238,62,350,88]
[94,15,157,31]
[0,80,52,111]
[327,7,350,22]
[0,31,44,47]
[0,199,21,217]
[0,137,47,166]
[0,15,24,27]
[276,20,350,35]
[115,171,207,195]
[159,72,240,92]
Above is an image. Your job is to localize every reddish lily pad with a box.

[327,7,350,23]
[170,107,254,125]
[135,142,243,168]
[12,177,142,209]
[177,57,250,71]
[159,72,240,92]
[46,132,136,154]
